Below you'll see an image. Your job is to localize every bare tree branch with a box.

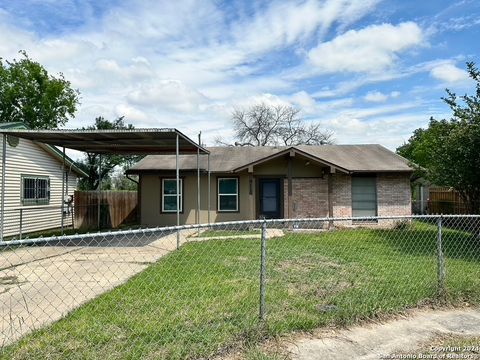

[230,103,334,146]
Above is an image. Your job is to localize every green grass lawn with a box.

[2,221,480,359]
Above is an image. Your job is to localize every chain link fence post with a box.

[19,208,23,240]
[259,220,267,321]
[436,215,446,300]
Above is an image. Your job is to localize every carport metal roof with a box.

[0,128,209,155]
[0,128,210,241]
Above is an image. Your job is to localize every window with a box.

[218,178,239,212]
[21,175,50,205]
[162,178,183,212]
[351,176,377,218]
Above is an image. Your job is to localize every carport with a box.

[0,128,210,243]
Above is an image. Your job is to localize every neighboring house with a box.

[127,144,413,227]
[0,122,87,237]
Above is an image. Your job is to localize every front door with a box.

[259,178,282,219]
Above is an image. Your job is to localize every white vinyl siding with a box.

[0,137,79,237]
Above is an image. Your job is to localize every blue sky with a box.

[1,0,479,150]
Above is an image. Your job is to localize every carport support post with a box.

[437,215,446,300]
[61,147,65,234]
[176,133,180,249]
[0,134,6,241]
[259,220,267,321]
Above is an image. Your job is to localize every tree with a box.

[397,62,480,213]
[0,51,80,129]
[111,170,138,191]
[76,117,142,190]
[218,103,333,146]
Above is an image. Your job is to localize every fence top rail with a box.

[0,214,478,248]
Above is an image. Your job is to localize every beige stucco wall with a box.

[253,155,325,177]
[139,173,254,227]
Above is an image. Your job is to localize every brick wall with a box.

[377,173,412,217]
[279,173,411,222]
[283,178,328,218]
[331,173,352,218]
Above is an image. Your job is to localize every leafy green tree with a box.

[0,51,79,128]
[397,62,480,213]
[111,171,138,191]
[76,117,142,190]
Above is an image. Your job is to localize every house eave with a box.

[232,146,350,174]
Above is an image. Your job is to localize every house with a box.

[127,144,413,227]
[0,122,87,237]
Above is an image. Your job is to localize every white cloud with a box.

[127,80,208,113]
[96,59,121,73]
[364,91,388,102]
[290,91,317,113]
[114,104,148,122]
[231,0,381,56]
[308,22,423,74]
[363,90,402,102]
[430,63,469,83]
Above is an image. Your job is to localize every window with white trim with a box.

[218,178,238,212]
[162,178,182,212]
[21,175,50,205]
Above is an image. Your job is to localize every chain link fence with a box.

[0,215,479,359]
[0,203,140,240]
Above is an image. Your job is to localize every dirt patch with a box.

[278,256,343,273]
[277,256,354,301]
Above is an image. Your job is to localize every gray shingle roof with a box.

[128,144,413,173]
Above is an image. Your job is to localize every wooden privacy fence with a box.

[428,187,469,214]
[74,191,138,229]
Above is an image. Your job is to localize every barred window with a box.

[22,176,50,205]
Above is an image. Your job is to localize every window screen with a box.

[352,176,377,217]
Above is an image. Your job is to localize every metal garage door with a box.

[352,176,377,217]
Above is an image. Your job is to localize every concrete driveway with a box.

[0,229,194,346]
